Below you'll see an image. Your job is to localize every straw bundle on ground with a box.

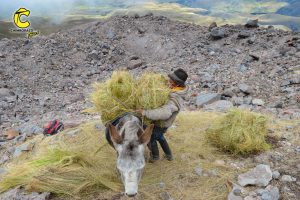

[90,71,171,124]
[205,109,270,155]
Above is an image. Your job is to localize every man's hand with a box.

[135,109,145,116]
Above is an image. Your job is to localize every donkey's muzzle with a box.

[126,192,137,197]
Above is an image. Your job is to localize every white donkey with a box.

[107,114,154,197]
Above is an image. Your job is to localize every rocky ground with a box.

[0,14,299,199]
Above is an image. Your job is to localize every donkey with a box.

[106,114,154,197]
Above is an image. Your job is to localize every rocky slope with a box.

[0,14,299,200]
[0,14,299,132]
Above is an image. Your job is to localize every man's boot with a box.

[159,139,173,161]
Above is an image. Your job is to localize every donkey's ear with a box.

[108,123,123,144]
[139,124,154,144]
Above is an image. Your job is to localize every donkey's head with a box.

[108,115,154,197]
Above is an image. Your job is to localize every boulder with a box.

[252,99,265,106]
[245,19,259,28]
[238,83,253,94]
[281,175,296,182]
[238,164,272,187]
[210,27,226,40]
[196,93,221,107]
[272,171,280,179]
[127,59,144,70]
[259,185,280,200]
[238,31,251,39]
[222,88,235,97]
[208,22,217,31]
[232,97,244,106]
[203,100,233,112]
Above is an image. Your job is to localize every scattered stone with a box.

[243,96,253,105]
[223,88,236,97]
[106,29,116,39]
[249,53,260,61]
[0,187,50,200]
[194,166,203,176]
[208,22,217,31]
[228,184,243,200]
[239,64,249,72]
[127,59,144,70]
[272,171,280,179]
[0,88,13,98]
[158,182,165,189]
[17,123,43,137]
[137,27,146,34]
[65,129,80,137]
[13,142,35,158]
[203,100,233,112]
[238,164,272,187]
[259,185,280,200]
[210,27,226,40]
[207,169,218,177]
[238,83,253,94]
[13,135,26,143]
[87,50,100,60]
[196,93,221,107]
[238,31,251,39]
[247,37,256,44]
[160,191,173,200]
[4,129,20,140]
[245,19,259,28]
[232,97,244,106]
[281,175,296,182]
[214,160,226,166]
[252,99,265,106]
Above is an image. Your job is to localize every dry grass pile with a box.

[90,71,136,123]
[205,109,271,155]
[90,71,171,124]
[0,111,241,200]
[135,73,170,110]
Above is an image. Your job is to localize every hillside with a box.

[0,14,299,200]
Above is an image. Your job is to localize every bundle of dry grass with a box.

[90,71,171,124]
[135,73,171,109]
[90,71,136,123]
[205,109,270,155]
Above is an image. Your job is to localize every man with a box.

[136,68,188,162]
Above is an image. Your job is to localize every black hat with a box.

[168,68,188,86]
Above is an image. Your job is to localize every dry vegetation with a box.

[90,71,171,124]
[0,110,298,199]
